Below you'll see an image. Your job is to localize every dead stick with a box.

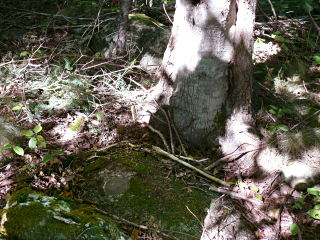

[160,108,175,154]
[148,125,170,153]
[205,147,262,170]
[209,185,262,205]
[169,111,187,156]
[152,146,230,187]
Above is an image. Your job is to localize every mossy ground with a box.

[73,148,217,239]
[1,188,128,240]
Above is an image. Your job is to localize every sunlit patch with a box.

[253,38,281,63]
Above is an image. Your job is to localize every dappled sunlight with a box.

[253,38,281,63]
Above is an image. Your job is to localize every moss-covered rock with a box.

[75,149,217,239]
[0,188,129,240]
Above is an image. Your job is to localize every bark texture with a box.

[219,0,259,176]
[140,0,237,146]
[116,0,132,54]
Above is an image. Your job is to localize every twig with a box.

[290,109,320,130]
[93,207,179,239]
[148,126,170,152]
[205,146,262,170]
[308,11,320,36]
[160,108,175,154]
[169,111,188,156]
[209,185,262,205]
[162,3,173,24]
[152,146,230,187]
[267,0,278,21]
[179,156,209,162]
[257,3,272,21]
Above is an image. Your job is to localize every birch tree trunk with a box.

[140,0,257,152]
[140,0,237,147]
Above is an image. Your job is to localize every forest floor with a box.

[0,0,320,239]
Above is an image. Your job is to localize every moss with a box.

[104,176,214,239]
[73,148,218,239]
[83,156,108,173]
[1,189,128,240]
[7,187,33,205]
[129,13,165,28]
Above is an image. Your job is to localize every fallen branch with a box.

[93,207,181,240]
[209,185,262,205]
[205,146,262,170]
[152,146,230,187]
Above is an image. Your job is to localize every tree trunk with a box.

[116,0,132,54]
[140,0,237,147]
[140,0,257,151]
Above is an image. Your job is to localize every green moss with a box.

[1,189,128,240]
[104,176,214,239]
[72,148,218,239]
[7,187,33,205]
[83,156,108,173]
[129,13,165,28]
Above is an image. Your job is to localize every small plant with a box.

[306,188,320,220]
[290,223,299,236]
[0,124,64,163]
[21,124,46,149]
[268,105,294,133]
[0,142,24,156]
[311,54,320,66]
[293,195,306,210]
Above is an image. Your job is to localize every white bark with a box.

[140,0,237,146]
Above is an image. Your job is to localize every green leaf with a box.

[96,111,103,121]
[269,125,278,133]
[22,130,34,137]
[20,51,29,57]
[314,204,320,210]
[3,141,11,149]
[36,135,44,142]
[43,154,53,163]
[13,146,24,156]
[278,124,289,131]
[307,188,320,196]
[281,108,294,114]
[33,125,42,133]
[308,209,320,220]
[12,104,23,111]
[69,117,84,131]
[37,141,46,148]
[290,223,299,236]
[269,105,278,110]
[53,150,64,155]
[268,109,277,115]
[28,137,37,149]
[255,193,263,201]
[293,203,302,210]
[277,112,284,118]
[94,52,101,57]
[312,55,320,66]
[250,185,259,193]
